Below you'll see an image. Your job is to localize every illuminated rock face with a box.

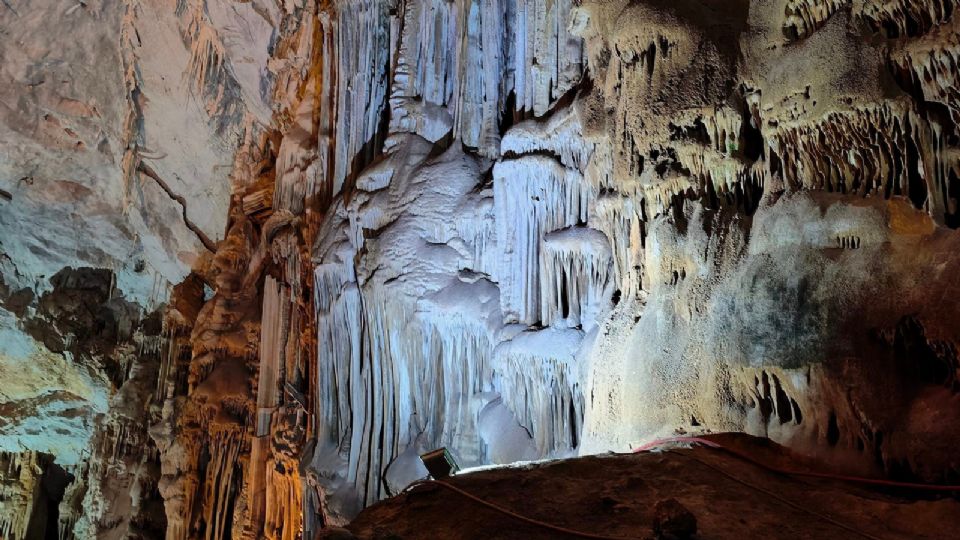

[0,0,275,536]
[2,0,960,538]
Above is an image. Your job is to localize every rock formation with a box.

[345,434,960,539]
[1,0,960,538]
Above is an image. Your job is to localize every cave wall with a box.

[0,0,275,536]
[1,0,960,538]
[297,0,960,523]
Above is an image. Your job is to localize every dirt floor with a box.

[341,434,960,539]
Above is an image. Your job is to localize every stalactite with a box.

[769,99,955,223]
[179,0,246,130]
[389,0,585,155]
[118,0,147,206]
[331,0,393,193]
[256,277,285,437]
[263,457,302,540]
[0,451,44,540]
[245,267,309,540]
[454,192,498,277]
[494,156,592,324]
[500,105,595,170]
[313,257,363,443]
[539,226,614,329]
[390,0,468,143]
[784,0,846,40]
[298,3,592,510]
[856,0,959,38]
[199,429,244,540]
[888,18,960,128]
[311,276,500,513]
[592,191,644,295]
[492,328,586,455]
[509,0,585,118]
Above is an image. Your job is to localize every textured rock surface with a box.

[0,0,273,535]
[1,0,959,538]
[347,435,960,539]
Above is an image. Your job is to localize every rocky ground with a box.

[342,434,960,540]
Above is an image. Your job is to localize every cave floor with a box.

[346,435,960,540]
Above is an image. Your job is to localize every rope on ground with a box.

[397,435,955,540]
[633,436,960,492]
[672,450,882,540]
[404,479,639,540]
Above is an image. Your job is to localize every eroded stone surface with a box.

[347,435,960,539]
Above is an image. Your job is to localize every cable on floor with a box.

[671,450,882,540]
[398,434,955,540]
[404,479,639,540]
[633,436,960,492]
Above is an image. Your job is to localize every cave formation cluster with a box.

[2,0,960,538]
